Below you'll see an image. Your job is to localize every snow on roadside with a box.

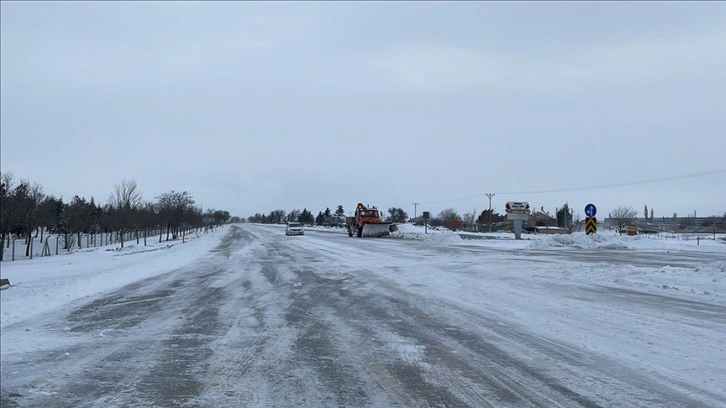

[388,223,726,252]
[0,227,229,329]
[528,233,631,250]
[389,223,462,245]
[652,261,726,300]
[526,232,725,251]
[303,223,465,245]
[560,261,726,305]
[385,223,726,303]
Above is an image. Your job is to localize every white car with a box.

[285,222,304,236]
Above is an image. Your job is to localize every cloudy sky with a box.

[2,2,725,220]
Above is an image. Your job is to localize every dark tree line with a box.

[242,199,726,235]
[246,203,507,232]
[0,173,232,261]
[247,204,508,231]
[248,205,348,226]
[248,208,315,225]
[249,205,411,226]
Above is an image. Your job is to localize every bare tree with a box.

[156,190,195,240]
[24,181,45,256]
[269,209,286,224]
[1,171,234,256]
[566,213,581,234]
[202,208,230,228]
[212,210,230,225]
[109,178,143,210]
[462,208,477,231]
[437,208,462,230]
[609,205,638,235]
[8,180,46,257]
[66,195,96,249]
[137,201,158,245]
[0,172,13,191]
[0,172,16,259]
[108,178,143,248]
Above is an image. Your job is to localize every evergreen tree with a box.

[477,209,501,225]
[386,207,408,223]
[556,203,573,228]
[287,209,301,222]
[55,197,68,235]
[89,197,99,234]
[334,205,345,216]
[299,208,314,224]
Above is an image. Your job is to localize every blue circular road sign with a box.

[585,203,597,218]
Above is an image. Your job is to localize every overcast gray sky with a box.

[2,1,725,220]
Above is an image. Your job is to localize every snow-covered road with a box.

[1,224,725,407]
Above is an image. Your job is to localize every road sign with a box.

[585,203,597,218]
[585,217,597,235]
[505,201,530,214]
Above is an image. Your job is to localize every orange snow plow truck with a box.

[346,203,394,237]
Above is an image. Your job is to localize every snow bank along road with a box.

[2,224,725,407]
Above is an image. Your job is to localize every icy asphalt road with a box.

[1,225,724,407]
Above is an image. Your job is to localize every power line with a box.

[499,169,726,195]
[417,169,726,205]
[419,195,483,205]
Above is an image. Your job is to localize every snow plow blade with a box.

[362,222,393,237]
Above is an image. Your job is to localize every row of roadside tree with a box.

[246,203,726,234]
[0,172,233,261]
[246,205,513,231]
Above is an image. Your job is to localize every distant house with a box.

[529,211,556,227]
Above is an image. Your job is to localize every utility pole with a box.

[412,202,420,220]
[485,193,495,233]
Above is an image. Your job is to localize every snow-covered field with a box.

[1,223,725,406]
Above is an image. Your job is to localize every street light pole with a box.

[485,193,495,233]
[412,202,420,220]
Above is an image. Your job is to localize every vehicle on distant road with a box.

[345,202,393,237]
[285,222,305,236]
